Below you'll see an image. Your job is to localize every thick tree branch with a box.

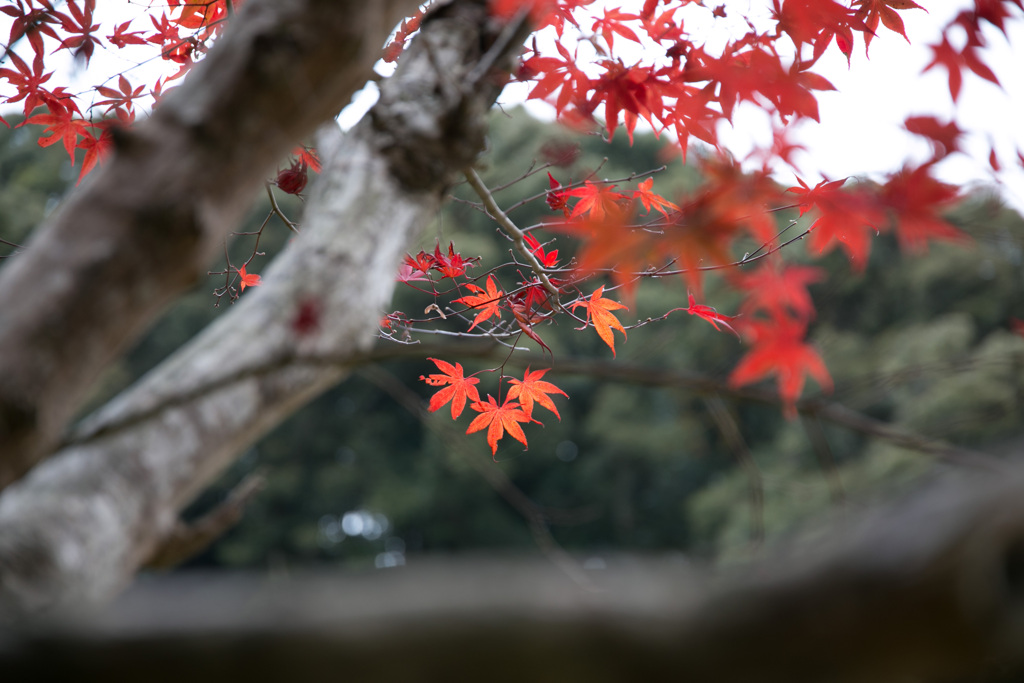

[0,0,524,616]
[0,0,420,488]
[142,471,266,570]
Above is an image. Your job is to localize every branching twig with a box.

[802,412,846,506]
[265,182,300,234]
[704,394,764,547]
[463,166,562,308]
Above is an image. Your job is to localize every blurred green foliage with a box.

[3,109,1024,572]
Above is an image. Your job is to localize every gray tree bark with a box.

[0,0,521,614]
[0,0,419,487]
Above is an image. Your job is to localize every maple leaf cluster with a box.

[393,137,976,450]
[3,0,1020,457]
[1,0,239,182]
[509,0,1021,171]
[420,358,567,456]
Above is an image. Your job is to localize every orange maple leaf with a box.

[466,394,532,456]
[237,264,261,291]
[571,286,628,356]
[565,181,630,221]
[633,177,679,217]
[453,274,504,331]
[550,206,654,300]
[420,358,481,419]
[507,367,568,419]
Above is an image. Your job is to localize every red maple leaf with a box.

[236,264,261,291]
[730,317,832,418]
[510,300,553,355]
[174,0,228,30]
[771,0,862,64]
[431,242,476,279]
[923,34,999,102]
[397,262,430,283]
[52,0,101,65]
[787,177,886,271]
[0,48,54,115]
[682,292,739,335]
[738,262,823,322]
[903,116,962,159]
[24,101,90,162]
[551,202,657,298]
[2,0,60,49]
[404,250,435,275]
[853,0,924,47]
[75,123,113,183]
[276,159,308,195]
[420,358,481,419]
[546,172,570,215]
[571,286,628,356]
[107,20,147,48]
[658,157,780,297]
[590,8,641,53]
[507,367,568,419]
[453,274,504,331]
[524,232,559,268]
[466,394,532,456]
[586,59,658,141]
[93,74,145,115]
[881,164,966,253]
[291,145,322,174]
[521,41,591,117]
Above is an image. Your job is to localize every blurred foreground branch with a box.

[4,465,1024,681]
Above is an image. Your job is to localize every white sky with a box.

[2,1,1022,212]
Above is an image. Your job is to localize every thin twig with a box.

[802,413,846,506]
[704,394,764,547]
[503,164,661,214]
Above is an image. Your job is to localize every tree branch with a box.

[0,0,525,616]
[463,166,562,306]
[142,471,266,570]
[0,0,420,488]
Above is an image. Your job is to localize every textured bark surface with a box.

[0,0,419,487]
[0,0,517,615]
[4,468,1024,682]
